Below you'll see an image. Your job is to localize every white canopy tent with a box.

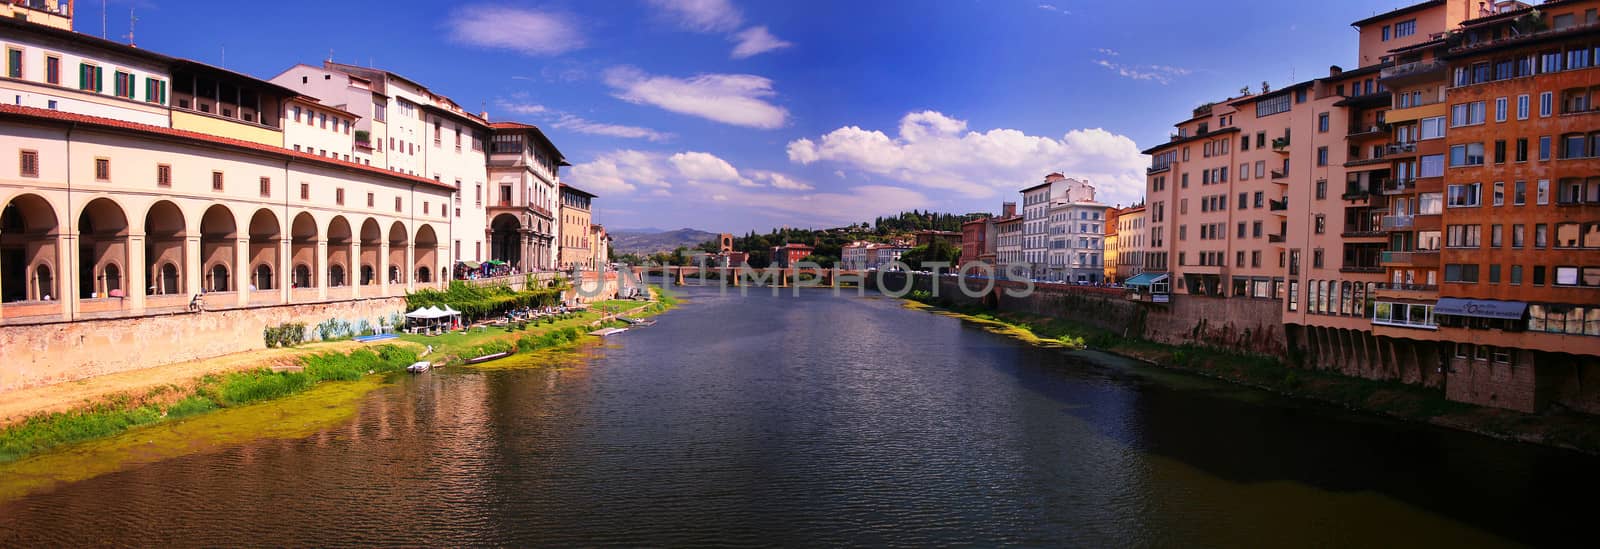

[405,305,460,333]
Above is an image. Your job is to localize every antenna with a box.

[126,7,137,46]
[220,45,225,67]
[101,0,107,39]
[328,49,334,63]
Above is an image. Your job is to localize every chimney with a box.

[1329,65,1343,77]
[1002,202,1017,217]
[480,111,490,120]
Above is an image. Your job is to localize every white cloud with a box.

[1092,59,1191,85]
[785,110,1147,205]
[647,0,743,32]
[670,152,742,182]
[447,5,584,56]
[1038,4,1069,14]
[749,170,814,190]
[567,150,676,195]
[730,26,793,58]
[1094,47,1119,56]
[494,98,672,142]
[604,67,789,129]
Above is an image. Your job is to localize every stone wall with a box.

[0,297,406,393]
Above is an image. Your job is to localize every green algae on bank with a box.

[0,376,389,503]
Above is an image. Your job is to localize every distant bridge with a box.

[628,265,872,287]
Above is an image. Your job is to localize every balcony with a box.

[1381,250,1439,266]
[1379,60,1447,84]
[1340,264,1384,274]
[1147,164,1171,175]
[1382,178,1416,195]
[1272,136,1291,152]
[1270,169,1288,180]
[1269,198,1288,212]
[1341,183,1377,201]
[1267,233,1286,243]
[1344,151,1389,168]
[1384,142,1418,157]
[1347,122,1391,139]
[1380,215,1414,230]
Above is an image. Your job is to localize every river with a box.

[0,286,1593,546]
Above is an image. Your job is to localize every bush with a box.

[166,395,219,419]
[263,322,307,348]
[462,340,516,360]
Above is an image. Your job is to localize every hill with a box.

[611,228,720,256]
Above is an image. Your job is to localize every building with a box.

[1114,204,1147,282]
[558,184,595,270]
[770,243,815,268]
[1104,207,1121,282]
[0,13,454,323]
[484,122,564,273]
[867,244,911,269]
[1020,175,1056,278]
[1044,179,1107,283]
[960,218,990,268]
[913,230,962,249]
[995,212,1024,275]
[271,61,495,270]
[590,224,611,268]
[841,241,872,270]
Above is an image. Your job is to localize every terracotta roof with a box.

[0,104,454,191]
[488,121,567,164]
[559,183,597,198]
[490,121,538,130]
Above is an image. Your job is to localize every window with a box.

[1492,224,1504,247]
[1511,265,1523,285]
[1450,101,1485,126]
[1537,179,1550,205]
[113,71,134,99]
[292,106,301,122]
[144,78,166,104]
[1315,215,1326,234]
[1515,138,1528,162]
[1560,134,1589,159]
[156,164,171,187]
[1317,146,1328,166]
[1493,181,1505,205]
[1316,179,1328,200]
[76,63,105,93]
[1382,25,1391,41]
[211,171,223,191]
[367,193,375,208]
[1313,249,1324,269]
[1495,97,1507,122]
[1318,113,1329,132]
[6,48,21,79]
[1535,224,1548,248]
[1257,94,1291,117]
[16,149,41,178]
[1513,224,1525,248]
[1446,225,1481,248]
[1494,140,1506,164]
[1447,183,1481,207]
[1419,116,1445,139]
[336,188,345,205]
[258,177,271,197]
[1555,223,1581,248]
[395,197,403,212]
[94,158,110,181]
[1539,91,1552,117]
[1444,264,1479,283]
[300,183,310,200]
[1394,19,1415,38]
[1449,143,1484,166]
[1419,154,1444,177]
[1517,94,1529,119]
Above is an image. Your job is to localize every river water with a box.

[0,286,1593,546]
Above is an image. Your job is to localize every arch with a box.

[1,193,61,302]
[415,224,439,287]
[144,200,186,295]
[199,204,237,294]
[156,262,180,295]
[327,216,352,288]
[387,220,408,284]
[77,197,129,299]
[358,218,381,286]
[253,263,273,291]
[291,212,318,288]
[490,213,522,270]
[208,263,230,292]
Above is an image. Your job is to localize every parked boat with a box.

[619,317,656,326]
[465,352,512,364]
[589,327,628,337]
[406,361,432,373]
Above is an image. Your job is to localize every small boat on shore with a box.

[406,361,432,373]
[619,317,656,326]
[590,327,628,337]
[465,352,512,364]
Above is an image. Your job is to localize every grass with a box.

[0,344,419,463]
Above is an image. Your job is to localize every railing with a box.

[1384,142,1417,155]
[1380,60,1447,81]
[1340,264,1384,273]
[1269,198,1288,211]
[1267,233,1285,243]
[1147,165,1171,175]
[1270,169,1288,179]
[1374,282,1438,292]
[1342,184,1375,200]
[1345,150,1389,167]
[1272,137,1291,151]
[1380,250,1439,264]
[1348,123,1391,138]
[1382,178,1415,194]
[1380,215,1414,230]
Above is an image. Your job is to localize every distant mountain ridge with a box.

[611,228,719,256]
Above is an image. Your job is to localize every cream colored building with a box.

[487,122,564,272]
[558,184,595,270]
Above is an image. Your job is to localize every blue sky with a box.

[98,0,1419,233]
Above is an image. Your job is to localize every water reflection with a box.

[0,287,1592,546]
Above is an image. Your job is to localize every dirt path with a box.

[0,339,398,427]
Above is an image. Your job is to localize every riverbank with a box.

[0,290,676,465]
[901,299,1600,456]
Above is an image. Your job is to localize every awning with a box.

[460,261,481,269]
[1435,298,1527,320]
[1125,272,1170,287]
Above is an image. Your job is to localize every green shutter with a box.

[79,63,89,91]
[96,67,103,92]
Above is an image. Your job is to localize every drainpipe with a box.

[65,122,76,322]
